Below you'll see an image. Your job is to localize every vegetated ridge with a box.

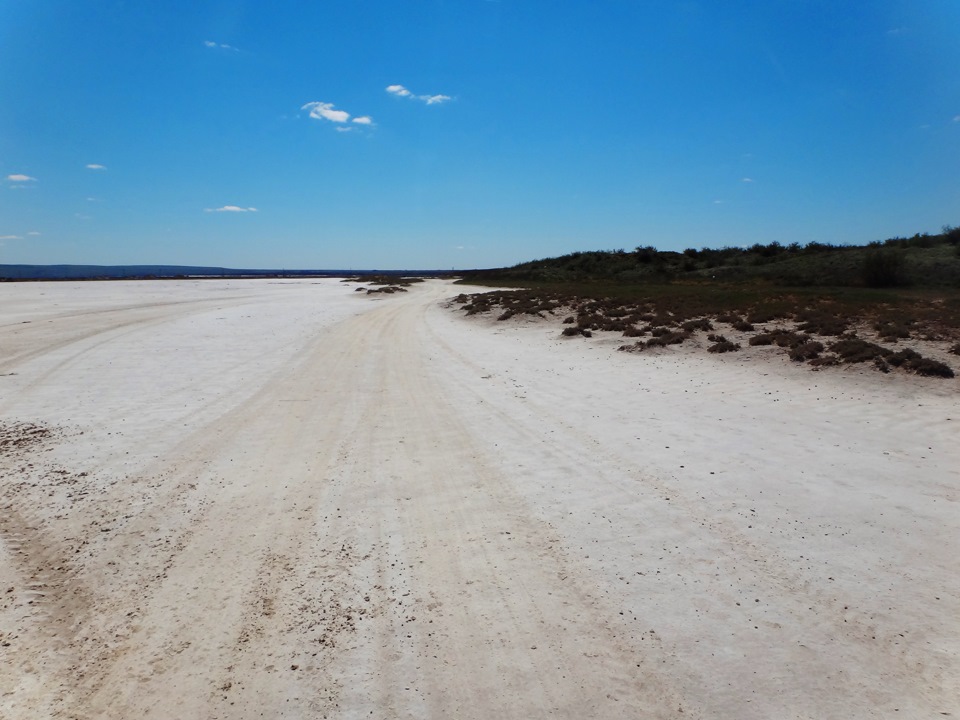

[461,225,960,288]
[453,225,960,379]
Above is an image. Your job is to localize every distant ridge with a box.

[0,265,449,281]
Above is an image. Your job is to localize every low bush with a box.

[809,355,840,368]
[714,313,741,324]
[875,321,911,341]
[681,318,713,332]
[789,341,825,362]
[886,348,922,367]
[909,358,954,378]
[708,339,741,353]
[749,330,810,348]
[645,330,690,347]
[797,313,848,336]
[830,338,892,363]
[732,320,755,332]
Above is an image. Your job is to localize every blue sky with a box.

[1,1,958,270]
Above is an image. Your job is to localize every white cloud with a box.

[352,116,373,125]
[713,199,724,205]
[205,205,258,212]
[387,84,453,105]
[6,174,36,182]
[204,40,238,51]
[0,235,23,240]
[27,231,40,236]
[335,127,353,133]
[953,115,960,123]
[86,163,106,170]
[301,101,351,123]
[741,177,754,183]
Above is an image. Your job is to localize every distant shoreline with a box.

[0,264,456,281]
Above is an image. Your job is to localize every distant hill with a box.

[0,265,446,281]
[461,226,960,288]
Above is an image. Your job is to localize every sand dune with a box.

[1,278,957,718]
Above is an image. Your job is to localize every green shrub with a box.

[862,249,905,288]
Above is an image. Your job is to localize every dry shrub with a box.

[809,355,840,368]
[874,321,911,342]
[797,313,849,336]
[788,341,825,362]
[830,338,892,363]
[908,358,954,378]
[708,339,741,353]
[681,318,713,332]
[732,320,755,332]
[645,330,690,347]
[749,330,809,348]
[887,348,954,377]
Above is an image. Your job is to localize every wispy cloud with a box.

[0,234,23,241]
[86,163,107,170]
[386,84,452,105]
[204,40,238,51]
[6,174,37,182]
[953,115,960,123]
[27,231,41,236]
[741,177,754,183]
[204,205,258,213]
[352,116,373,125]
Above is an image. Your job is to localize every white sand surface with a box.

[0,278,957,719]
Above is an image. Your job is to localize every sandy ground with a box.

[0,278,957,719]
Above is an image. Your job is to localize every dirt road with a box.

[1,279,957,718]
